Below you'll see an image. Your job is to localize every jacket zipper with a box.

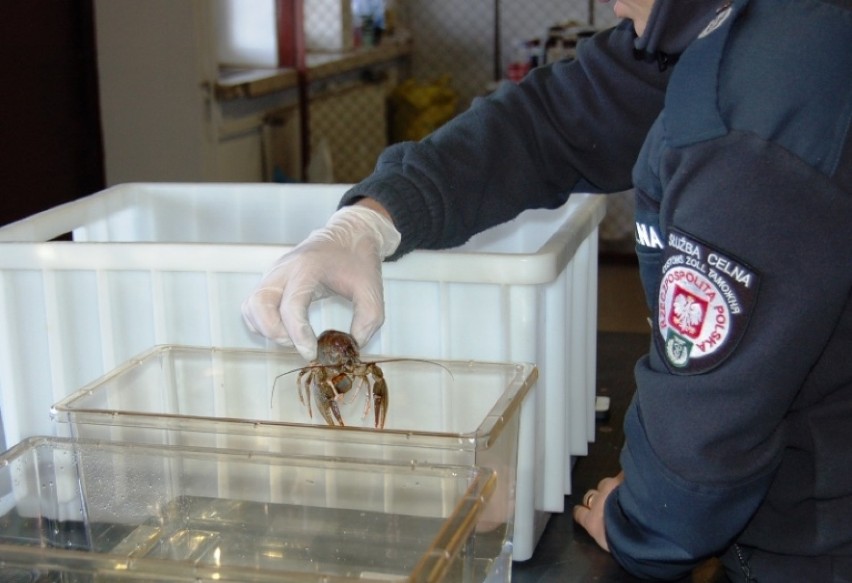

[734,544,755,582]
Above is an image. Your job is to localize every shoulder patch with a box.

[657,229,759,374]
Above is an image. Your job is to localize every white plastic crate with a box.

[0,182,605,561]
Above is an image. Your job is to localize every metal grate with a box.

[299,0,623,179]
[395,0,621,107]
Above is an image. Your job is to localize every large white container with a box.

[0,182,605,561]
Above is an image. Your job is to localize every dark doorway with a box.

[0,0,105,226]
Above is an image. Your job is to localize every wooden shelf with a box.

[215,32,412,101]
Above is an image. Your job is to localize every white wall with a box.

[95,0,218,184]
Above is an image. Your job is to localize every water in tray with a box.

[120,495,449,576]
[1,497,448,581]
[1,494,505,582]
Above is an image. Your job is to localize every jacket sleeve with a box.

[340,21,672,258]
[605,106,852,582]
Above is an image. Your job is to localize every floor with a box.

[596,258,649,334]
[512,255,728,582]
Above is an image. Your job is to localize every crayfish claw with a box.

[372,377,388,429]
[315,387,346,426]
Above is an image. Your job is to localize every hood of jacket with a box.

[634,0,727,66]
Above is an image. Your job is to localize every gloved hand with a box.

[241,204,401,361]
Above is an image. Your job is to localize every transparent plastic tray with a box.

[52,344,537,574]
[0,436,497,582]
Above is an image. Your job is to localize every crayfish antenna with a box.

[270,365,311,408]
[369,358,455,380]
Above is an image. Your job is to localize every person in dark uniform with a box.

[242,0,852,579]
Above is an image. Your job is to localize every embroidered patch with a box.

[657,229,759,374]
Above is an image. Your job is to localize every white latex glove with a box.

[241,205,401,361]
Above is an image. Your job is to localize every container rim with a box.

[51,345,538,450]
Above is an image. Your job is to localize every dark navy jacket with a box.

[341,0,852,579]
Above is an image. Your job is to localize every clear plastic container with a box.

[52,344,537,577]
[0,436,497,582]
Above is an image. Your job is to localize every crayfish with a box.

[272,329,451,429]
[270,330,401,429]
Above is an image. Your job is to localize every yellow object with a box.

[389,75,459,142]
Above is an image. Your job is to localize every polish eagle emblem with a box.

[668,286,707,339]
